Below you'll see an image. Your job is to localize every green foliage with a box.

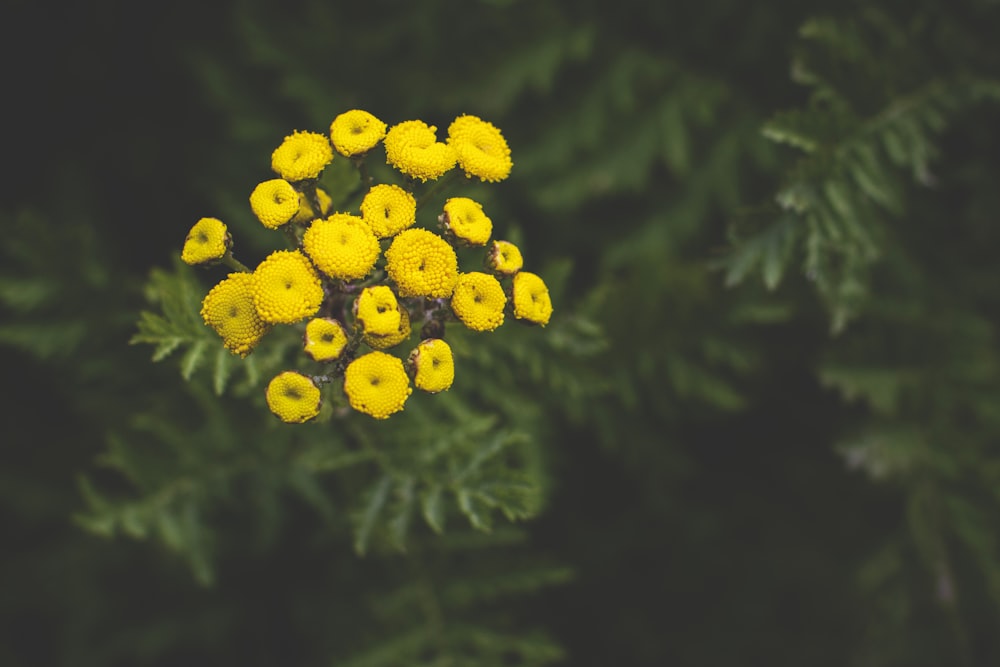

[0,208,111,361]
[722,8,1000,331]
[8,0,1000,665]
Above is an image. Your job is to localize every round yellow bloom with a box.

[251,250,324,324]
[384,228,459,298]
[343,351,412,419]
[363,307,411,350]
[486,240,524,276]
[271,130,334,182]
[182,217,230,265]
[512,271,552,326]
[354,285,401,336]
[447,114,513,182]
[330,109,387,157]
[292,187,333,224]
[302,213,380,281]
[383,120,457,181]
[200,272,270,357]
[450,272,506,332]
[360,184,416,239]
[304,317,349,362]
[266,371,322,423]
[441,197,492,246]
[250,179,301,229]
[408,338,454,393]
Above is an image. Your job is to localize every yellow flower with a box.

[181,217,230,265]
[408,338,454,393]
[330,109,387,157]
[292,187,333,224]
[512,271,552,326]
[250,179,301,229]
[447,114,513,182]
[450,272,506,332]
[303,317,349,362]
[200,272,270,357]
[343,351,412,419]
[363,307,411,350]
[266,371,322,423]
[440,197,492,246]
[271,130,334,182]
[384,228,459,298]
[302,213,380,281]
[354,285,401,336]
[360,184,416,239]
[251,250,324,324]
[485,240,524,276]
[383,120,457,181]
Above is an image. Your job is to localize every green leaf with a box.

[421,484,446,534]
[354,474,392,556]
[213,346,234,395]
[180,339,208,380]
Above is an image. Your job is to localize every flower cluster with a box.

[182,110,552,423]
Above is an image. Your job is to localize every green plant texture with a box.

[5,1,1000,666]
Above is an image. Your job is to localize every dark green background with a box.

[4,0,1000,665]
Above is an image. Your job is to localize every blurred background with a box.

[3,0,1000,665]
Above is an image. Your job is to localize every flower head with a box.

[271,130,333,182]
[360,184,416,238]
[182,217,230,265]
[447,114,512,182]
[485,240,524,276]
[251,250,324,324]
[384,120,457,181]
[363,307,411,350]
[354,285,401,336]
[450,272,506,332]
[266,371,322,423]
[292,187,333,224]
[302,213,380,281]
[384,228,459,298]
[440,197,492,246]
[330,109,387,157]
[408,338,454,393]
[304,317,349,362]
[250,179,301,229]
[200,272,270,357]
[343,351,412,419]
[511,271,552,326]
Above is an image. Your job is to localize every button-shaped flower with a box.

[360,184,416,239]
[384,120,457,182]
[447,114,513,183]
[441,197,492,246]
[303,317,349,362]
[271,130,333,182]
[511,271,552,326]
[363,307,411,350]
[266,371,322,423]
[408,338,454,393]
[251,250,324,324]
[200,272,270,357]
[182,217,231,265]
[343,351,412,419]
[292,187,333,225]
[485,240,524,276]
[302,213,380,281]
[250,179,301,229]
[450,272,506,332]
[330,109,387,157]
[384,228,459,298]
[354,285,401,336]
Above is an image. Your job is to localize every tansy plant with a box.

[171,110,552,423]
